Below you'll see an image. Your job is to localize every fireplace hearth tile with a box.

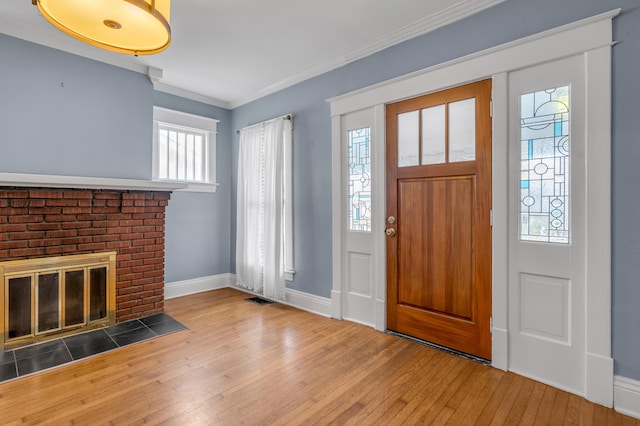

[147,319,187,335]
[109,326,156,347]
[104,319,146,336]
[140,313,174,326]
[0,361,17,381]
[64,330,118,360]
[16,345,73,376]
[0,313,187,384]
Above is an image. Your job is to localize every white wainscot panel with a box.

[519,273,570,344]
[347,252,372,297]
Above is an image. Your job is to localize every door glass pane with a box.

[449,98,476,162]
[397,110,419,167]
[8,276,32,339]
[348,127,372,232]
[421,105,446,165]
[520,86,570,244]
[65,270,85,327]
[37,273,60,333]
[89,267,108,321]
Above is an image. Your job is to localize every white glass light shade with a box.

[37,0,171,55]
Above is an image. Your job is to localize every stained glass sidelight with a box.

[348,127,372,232]
[519,86,570,243]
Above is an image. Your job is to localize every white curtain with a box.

[236,117,285,300]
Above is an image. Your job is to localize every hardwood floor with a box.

[0,288,636,425]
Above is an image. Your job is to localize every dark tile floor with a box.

[0,313,186,383]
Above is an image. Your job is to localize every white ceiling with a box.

[0,0,504,109]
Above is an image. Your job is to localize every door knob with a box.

[385,228,396,237]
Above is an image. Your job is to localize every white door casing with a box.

[329,10,616,406]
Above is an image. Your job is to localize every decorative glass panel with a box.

[37,273,60,333]
[397,110,419,167]
[65,270,85,327]
[520,86,570,244]
[348,127,372,232]
[421,105,446,165]
[449,98,476,162]
[8,276,32,339]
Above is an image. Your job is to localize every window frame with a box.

[152,106,219,192]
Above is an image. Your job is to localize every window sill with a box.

[285,270,295,282]
[154,180,219,193]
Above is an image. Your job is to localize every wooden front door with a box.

[386,79,492,360]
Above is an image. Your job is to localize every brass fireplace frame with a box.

[0,252,116,350]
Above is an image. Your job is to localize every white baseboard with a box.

[615,375,640,419]
[491,327,508,371]
[206,274,332,317]
[283,288,332,317]
[586,352,614,407]
[164,273,234,299]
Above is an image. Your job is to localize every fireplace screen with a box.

[1,252,116,349]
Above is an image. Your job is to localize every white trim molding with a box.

[0,172,186,191]
[614,376,640,419]
[328,9,619,406]
[164,273,234,299]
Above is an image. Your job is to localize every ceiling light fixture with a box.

[33,0,171,56]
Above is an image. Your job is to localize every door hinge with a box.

[490,316,493,333]
[490,209,493,227]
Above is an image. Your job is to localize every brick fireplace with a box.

[0,187,171,323]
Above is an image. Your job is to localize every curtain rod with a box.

[236,114,293,134]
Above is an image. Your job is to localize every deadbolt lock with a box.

[387,216,396,224]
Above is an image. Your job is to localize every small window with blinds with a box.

[153,107,219,192]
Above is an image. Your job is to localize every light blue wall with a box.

[230,0,640,379]
[153,92,232,283]
[0,34,153,179]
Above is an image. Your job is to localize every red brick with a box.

[143,283,164,291]
[45,245,78,255]
[28,199,47,207]
[0,241,28,250]
[116,294,131,304]
[90,207,121,214]
[118,285,143,295]
[121,207,148,214]
[131,290,155,299]
[0,224,27,232]
[29,207,62,215]
[0,191,28,198]
[143,244,164,252]
[78,228,107,236]
[0,250,8,259]
[10,199,29,208]
[10,248,45,257]
[131,252,154,260]
[0,199,8,208]
[45,215,78,222]
[106,241,131,249]
[27,223,60,231]
[61,221,91,229]
[94,192,120,200]
[106,200,122,207]
[62,237,92,246]
[46,230,78,238]
[46,199,78,207]
[122,193,146,200]
[132,265,155,274]
[143,270,163,279]
[132,226,154,233]
[153,193,170,201]
[0,207,28,215]
[117,299,142,309]
[143,295,163,304]
[118,273,143,282]
[62,207,92,214]
[9,231,45,240]
[132,239,151,247]
[93,200,106,207]
[78,200,92,207]
[63,191,92,199]
[29,239,63,248]
[119,220,143,227]
[143,232,164,239]
[131,304,153,313]
[9,215,44,223]
[143,219,164,226]
[132,213,156,220]
[92,235,120,243]
[77,242,106,251]
[29,190,63,199]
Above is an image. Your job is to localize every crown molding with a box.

[153,82,231,110]
[2,0,507,110]
[227,0,508,108]
[0,19,148,75]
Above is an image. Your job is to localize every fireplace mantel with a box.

[0,172,187,191]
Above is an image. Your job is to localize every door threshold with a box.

[386,330,490,365]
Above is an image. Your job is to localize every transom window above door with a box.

[397,97,476,167]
